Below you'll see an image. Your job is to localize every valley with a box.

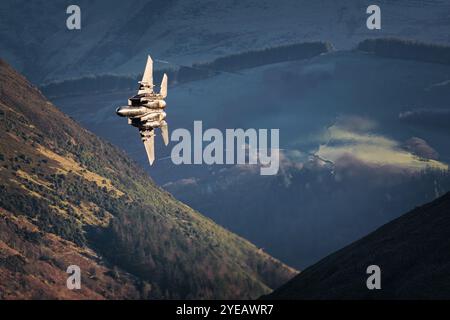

[50,45,450,269]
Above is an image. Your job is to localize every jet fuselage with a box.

[115,55,169,165]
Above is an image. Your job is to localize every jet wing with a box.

[140,129,155,165]
[138,55,154,94]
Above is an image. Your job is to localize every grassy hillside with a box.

[0,59,296,299]
[0,208,144,299]
[263,192,450,299]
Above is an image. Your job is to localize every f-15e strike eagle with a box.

[116,56,168,165]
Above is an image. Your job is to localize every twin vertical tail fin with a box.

[160,73,168,98]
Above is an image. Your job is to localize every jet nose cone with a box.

[116,106,126,116]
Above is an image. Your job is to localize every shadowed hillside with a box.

[0,59,296,299]
[263,192,450,299]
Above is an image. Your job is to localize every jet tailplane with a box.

[161,121,169,146]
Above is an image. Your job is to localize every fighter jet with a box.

[116,55,168,165]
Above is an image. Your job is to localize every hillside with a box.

[0,207,143,299]
[263,192,450,299]
[2,0,450,83]
[0,59,296,299]
[41,41,333,97]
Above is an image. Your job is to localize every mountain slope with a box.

[0,208,144,299]
[0,59,296,299]
[2,0,450,83]
[264,192,450,299]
